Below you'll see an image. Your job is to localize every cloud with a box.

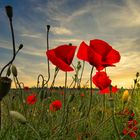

[1,0,140,88]
[51,27,72,35]
[20,33,42,38]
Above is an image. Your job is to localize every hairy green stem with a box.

[109,93,121,140]
[86,66,94,117]
[26,123,41,140]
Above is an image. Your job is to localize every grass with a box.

[0,87,140,140]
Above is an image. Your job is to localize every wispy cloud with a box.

[51,27,72,35]
[1,0,140,88]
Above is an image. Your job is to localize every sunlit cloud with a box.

[51,27,72,35]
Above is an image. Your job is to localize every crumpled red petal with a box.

[90,39,112,57]
[46,45,76,72]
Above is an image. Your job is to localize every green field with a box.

[0,87,140,140]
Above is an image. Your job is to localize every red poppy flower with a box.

[100,85,118,94]
[77,39,120,71]
[77,41,102,70]
[80,93,85,97]
[122,128,128,135]
[26,94,37,105]
[129,131,137,138]
[92,71,111,90]
[50,100,62,112]
[127,120,138,131]
[46,44,76,72]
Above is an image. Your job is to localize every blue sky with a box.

[0,0,140,88]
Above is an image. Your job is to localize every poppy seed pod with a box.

[0,77,12,101]
[19,44,23,50]
[5,5,13,20]
[47,25,50,31]
[11,65,17,77]
[9,111,27,124]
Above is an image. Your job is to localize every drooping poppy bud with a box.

[5,5,13,20]
[0,77,12,101]
[9,111,27,124]
[11,65,17,77]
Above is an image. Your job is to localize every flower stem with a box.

[26,123,41,140]
[109,93,121,140]
[45,25,50,86]
[79,61,85,87]
[64,72,67,109]
[0,16,16,76]
[86,66,94,117]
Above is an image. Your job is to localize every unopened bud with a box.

[122,90,129,104]
[11,65,17,77]
[68,94,75,103]
[19,44,23,50]
[9,111,27,124]
[47,25,50,31]
[134,79,137,84]
[77,61,81,70]
[136,72,139,78]
[5,5,13,20]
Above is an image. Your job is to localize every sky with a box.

[0,0,140,88]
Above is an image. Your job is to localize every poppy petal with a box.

[105,48,121,65]
[92,72,111,90]
[77,41,102,70]
[46,50,74,71]
[55,45,77,65]
[90,39,112,57]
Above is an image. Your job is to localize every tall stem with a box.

[0,18,16,76]
[79,61,85,87]
[0,13,16,130]
[45,25,50,86]
[64,72,67,109]
[87,66,94,117]
[109,93,121,140]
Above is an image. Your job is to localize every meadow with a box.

[1,5,140,140]
[1,85,140,140]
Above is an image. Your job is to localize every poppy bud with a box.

[77,61,81,70]
[0,77,12,100]
[6,66,11,77]
[136,72,139,78]
[68,94,75,103]
[122,90,129,104]
[5,5,13,20]
[19,44,23,50]
[47,25,50,31]
[9,111,27,124]
[69,43,72,46]
[11,65,17,77]
[134,79,137,84]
